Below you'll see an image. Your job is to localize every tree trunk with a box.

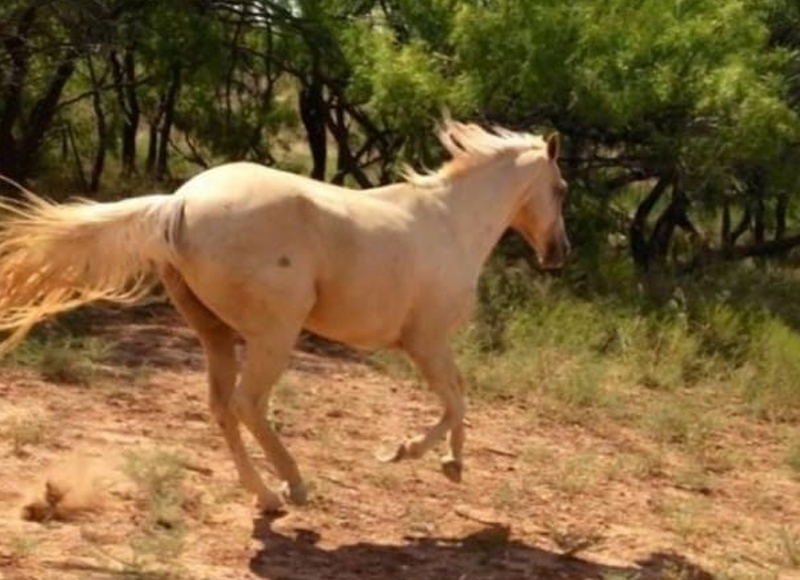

[750,170,766,244]
[721,197,731,248]
[753,197,766,244]
[155,64,181,181]
[299,57,327,181]
[776,193,788,241]
[110,48,140,176]
[0,6,37,182]
[648,185,698,265]
[146,112,160,176]
[328,101,372,188]
[629,176,671,269]
[18,51,79,176]
[725,234,800,259]
[692,235,800,269]
[66,123,89,192]
[730,206,751,247]
[87,56,107,192]
[0,8,79,183]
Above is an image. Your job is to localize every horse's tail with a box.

[0,189,186,355]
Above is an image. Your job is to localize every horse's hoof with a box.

[375,442,406,463]
[441,458,463,483]
[279,481,308,506]
[255,493,284,514]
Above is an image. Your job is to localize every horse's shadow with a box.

[249,515,716,580]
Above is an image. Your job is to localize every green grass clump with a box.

[10,335,110,385]
[123,449,187,532]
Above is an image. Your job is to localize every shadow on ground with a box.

[250,516,716,580]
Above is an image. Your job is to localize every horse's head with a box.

[510,133,570,270]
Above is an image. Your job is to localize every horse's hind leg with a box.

[159,265,283,511]
[232,322,307,507]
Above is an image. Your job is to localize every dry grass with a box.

[1,415,51,457]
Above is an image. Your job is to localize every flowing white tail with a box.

[0,190,185,354]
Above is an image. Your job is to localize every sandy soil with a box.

[0,307,797,580]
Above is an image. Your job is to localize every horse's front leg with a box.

[377,340,466,482]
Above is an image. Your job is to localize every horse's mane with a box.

[404,120,546,188]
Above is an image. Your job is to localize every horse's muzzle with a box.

[539,237,571,271]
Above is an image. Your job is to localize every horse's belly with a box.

[304,286,411,349]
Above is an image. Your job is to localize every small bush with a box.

[631,318,703,391]
[1,417,50,456]
[11,335,110,386]
[118,449,189,578]
[695,303,758,365]
[124,449,187,531]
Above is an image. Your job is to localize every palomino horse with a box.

[0,120,569,512]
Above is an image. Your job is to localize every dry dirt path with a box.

[0,309,797,580]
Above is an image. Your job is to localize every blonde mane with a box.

[404,121,546,187]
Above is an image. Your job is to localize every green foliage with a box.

[452,0,798,140]
[450,0,800,270]
[344,26,454,128]
[3,0,798,243]
[10,334,110,386]
[459,254,800,427]
[744,319,800,421]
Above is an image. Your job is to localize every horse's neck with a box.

[438,160,523,272]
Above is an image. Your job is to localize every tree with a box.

[2,0,798,279]
[451,0,800,270]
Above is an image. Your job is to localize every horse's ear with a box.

[546,132,560,161]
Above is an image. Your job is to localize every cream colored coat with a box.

[0,121,569,512]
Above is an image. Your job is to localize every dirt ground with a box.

[0,308,798,580]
